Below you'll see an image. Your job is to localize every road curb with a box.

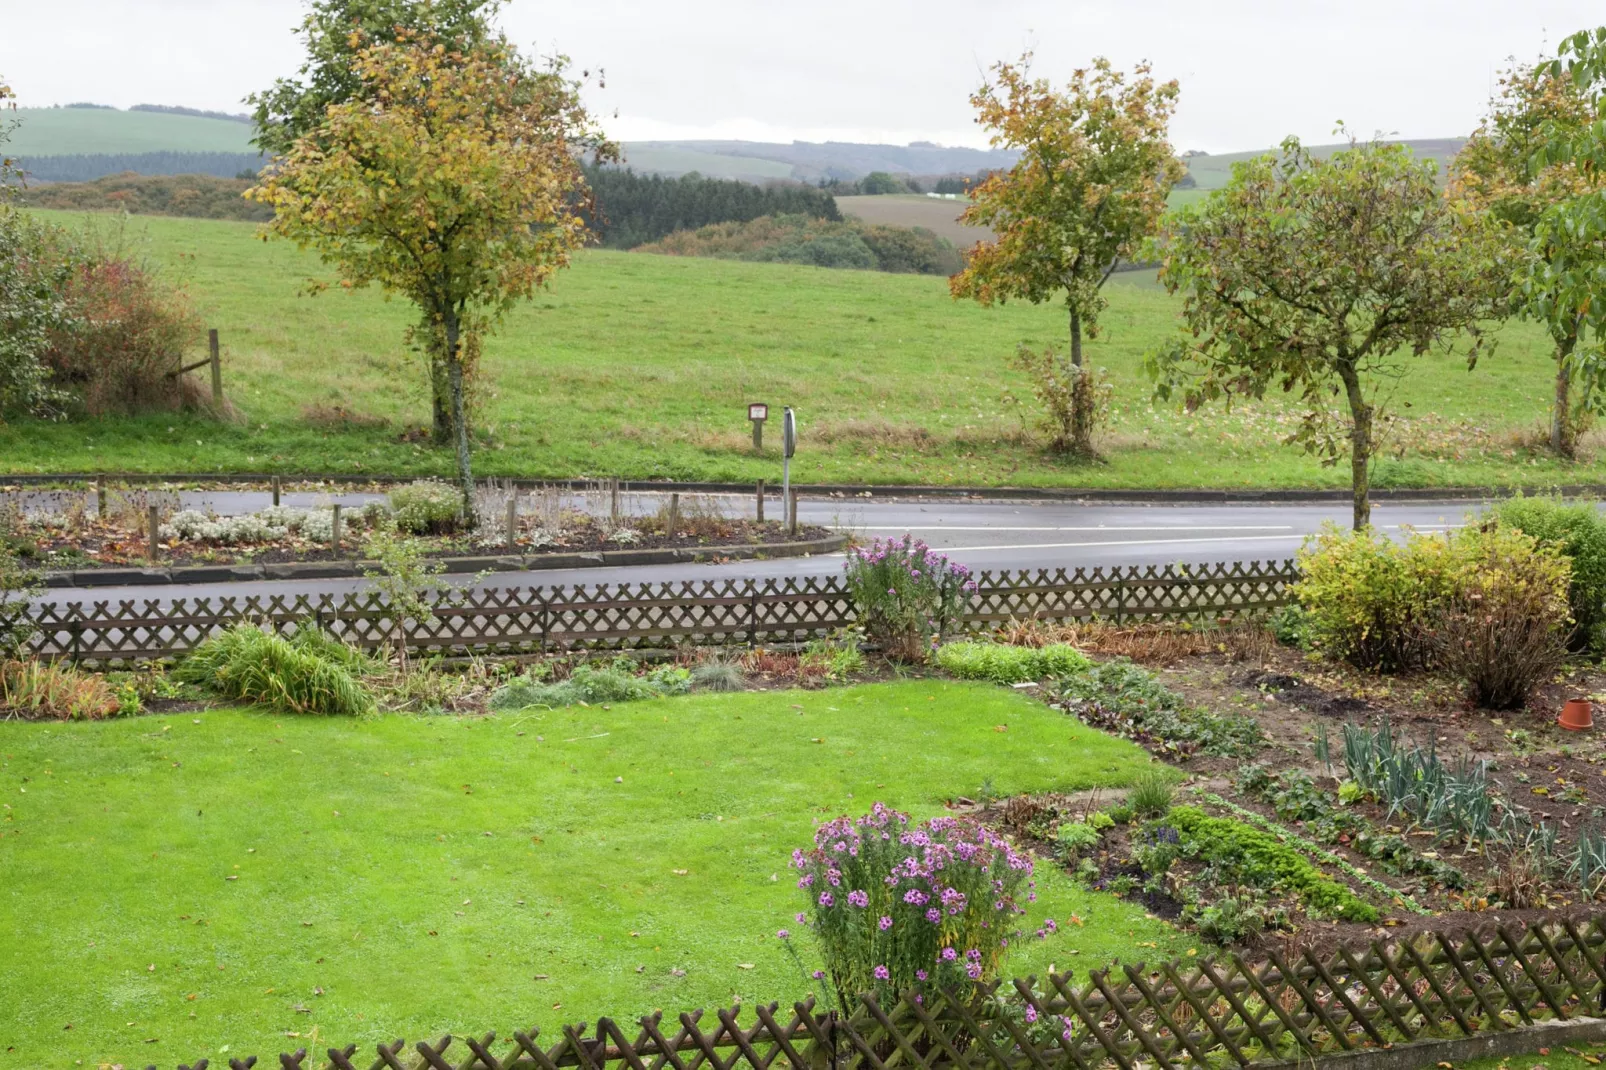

[3,473,1603,504]
[40,533,849,589]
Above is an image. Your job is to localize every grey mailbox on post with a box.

[748,402,768,450]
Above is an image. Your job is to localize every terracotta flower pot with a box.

[1560,698,1595,732]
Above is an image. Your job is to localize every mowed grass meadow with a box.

[0,681,1190,1066]
[2,208,1591,489]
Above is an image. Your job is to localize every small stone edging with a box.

[40,533,849,589]
[1255,1016,1606,1070]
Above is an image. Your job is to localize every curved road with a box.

[21,490,1481,605]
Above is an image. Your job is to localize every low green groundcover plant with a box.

[934,641,1090,684]
[1050,659,1263,759]
[489,658,691,709]
[174,623,375,715]
[786,803,1037,1013]
[1162,806,1378,923]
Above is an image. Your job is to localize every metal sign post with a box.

[748,402,769,451]
[781,407,797,529]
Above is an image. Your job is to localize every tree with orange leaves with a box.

[248,33,613,521]
[950,55,1183,456]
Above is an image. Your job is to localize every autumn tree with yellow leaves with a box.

[951,55,1183,457]
[248,33,612,521]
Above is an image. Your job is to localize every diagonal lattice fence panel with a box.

[128,915,1606,1070]
[23,559,1299,664]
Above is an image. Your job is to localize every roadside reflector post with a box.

[209,328,222,404]
[272,475,281,507]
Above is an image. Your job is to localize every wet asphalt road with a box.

[19,490,1482,605]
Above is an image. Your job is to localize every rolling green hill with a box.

[1182,137,1467,189]
[9,107,257,156]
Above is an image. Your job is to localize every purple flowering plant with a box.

[842,535,977,661]
[784,802,1033,1012]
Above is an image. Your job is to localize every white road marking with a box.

[937,533,1312,553]
[886,525,1295,532]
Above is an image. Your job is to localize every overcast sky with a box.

[3,0,1601,153]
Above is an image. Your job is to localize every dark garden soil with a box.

[965,634,1606,962]
[13,519,832,571]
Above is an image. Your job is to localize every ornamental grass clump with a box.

[786,803,1035,1012]
[174,623,375,716]
[843,535,976,660]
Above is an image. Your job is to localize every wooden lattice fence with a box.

[23,560,1299,664]
[137,914,1606,1070]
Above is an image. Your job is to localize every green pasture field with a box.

[8,107,258,157]
[1,208,1589,490]
[0,680,1186,1067]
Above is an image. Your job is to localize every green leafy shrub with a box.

[800,632,867,679]
[934,641,1090,684]
[1052,659,1263,759]
[175,623,375,715]
[1292,525,1461,671]
[1268,603,1312,647]
[1491,494,1606,649]
[388,479,463,535]
[1165,806,1378,922]
[1127,772,1174,818]
[1055,820,1102,858]
[489,658,686,710]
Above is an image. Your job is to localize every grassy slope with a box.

[1,209,1585,490]
[0,681,1185,1067]
[9,108,257,156]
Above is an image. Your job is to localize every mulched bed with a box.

[11,519,831,571]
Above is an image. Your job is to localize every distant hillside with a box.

[8,106,257,155]
[620,140,1021,182]
[1181,137,1468,189]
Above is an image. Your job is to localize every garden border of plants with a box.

[100,912,1606,1070]
[6,472,1606,503]
[36,531,849,589]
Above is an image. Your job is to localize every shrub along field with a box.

[0,680,1188,1066]
[0,209,1589,490]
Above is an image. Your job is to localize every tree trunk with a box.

[430,362,453,446]
[443,311,477,527]
[1553,329,1579,460]
[1339,361,1372,531]
[1067,306,1094,456]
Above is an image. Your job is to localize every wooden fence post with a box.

[147,505,160,562]
[667,493,680,540]
[331,504,342,551]
[208,328,222,404]
[610,479,620,524]
[756,479,765,524]
[506,495,518,554]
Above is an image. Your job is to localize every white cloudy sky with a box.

[2,0,1601,153]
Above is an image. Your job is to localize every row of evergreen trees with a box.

[584,167,841,249]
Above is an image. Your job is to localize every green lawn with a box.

[0,681,1187,1068]
[2,209,1586,490]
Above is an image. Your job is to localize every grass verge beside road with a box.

[2,210,1589,491]
[0,680,1186,1066]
